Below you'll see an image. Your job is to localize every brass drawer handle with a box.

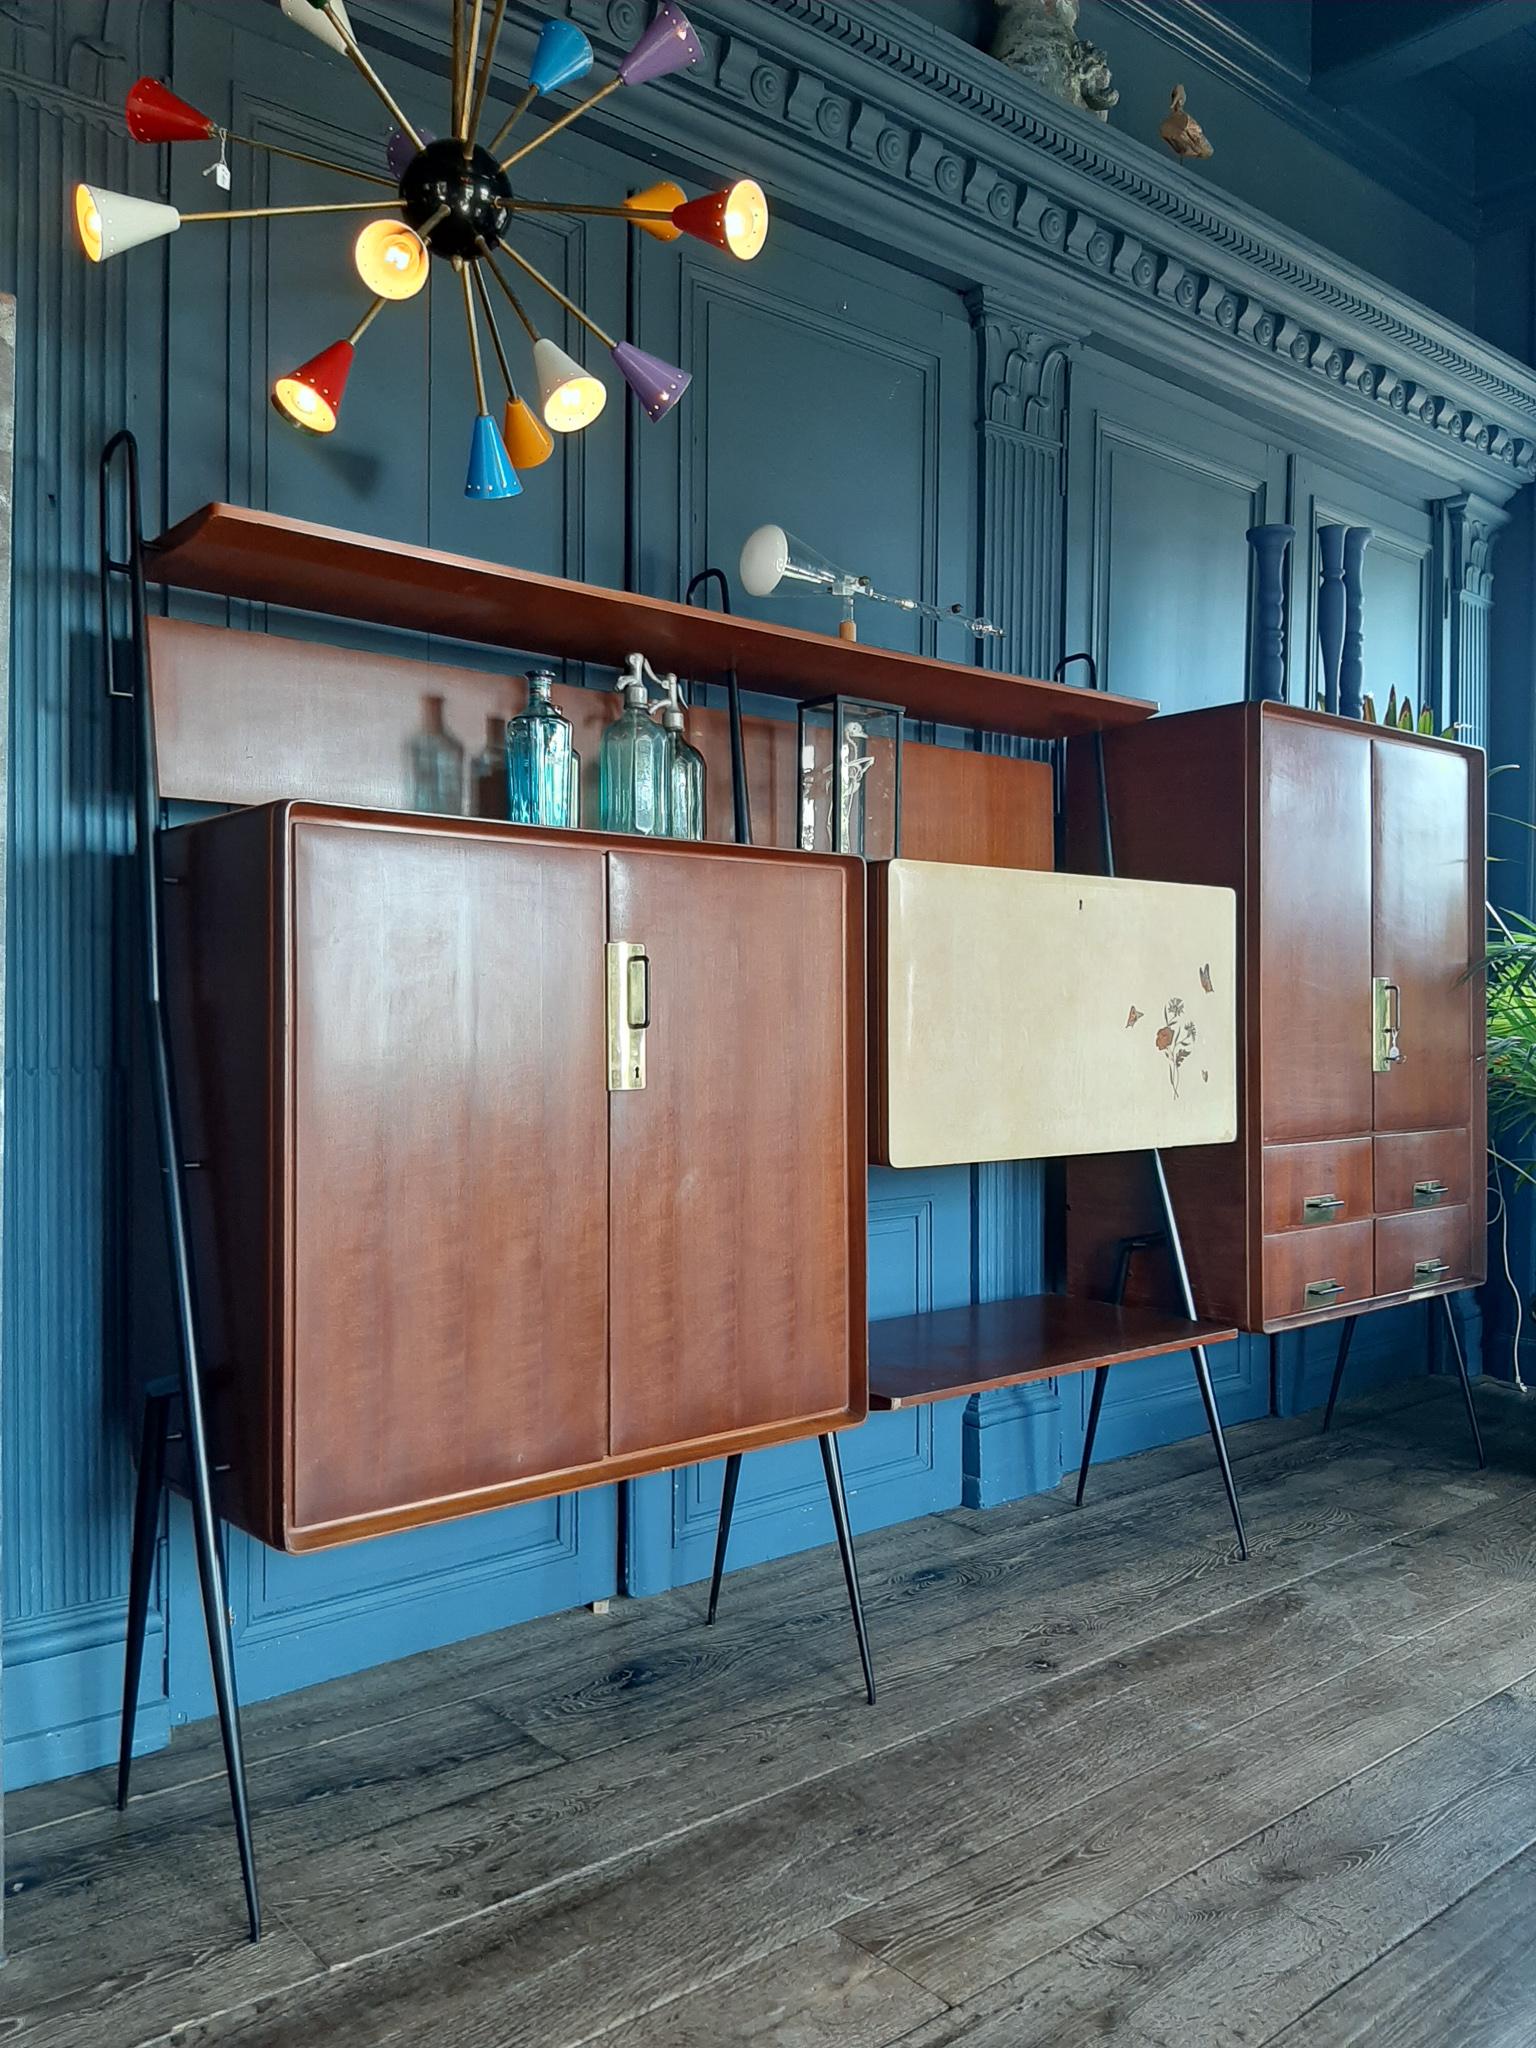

[1305,1279,1345,1305]
[1303,1194,1344,1222]
[1413,1258,1451,1284]
[1413,1179,1448,1208]
[1372,977,1403,1072]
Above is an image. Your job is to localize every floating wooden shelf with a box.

[144,504,1157,742]
[869,1295,1238,1409]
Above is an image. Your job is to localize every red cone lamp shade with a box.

[271,339,354,434]
[672,180,768,260]
[126,77,216,145]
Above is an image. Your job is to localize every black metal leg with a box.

[819,1433,876,1706]
[1192,1343,1248,1558]
[1321,1314,1357,1433]
[117,1379,175,1808]
[1440,1294,1486,1469]
[1077,1232,1159,1508]
[706,1453,742,1625]
[1076,1369,1109,1508]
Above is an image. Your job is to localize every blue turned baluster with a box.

[1316,524,1347,714]
[1245,523,1294,702]
[1339,526,1372,720]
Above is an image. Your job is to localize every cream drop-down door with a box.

[872,861,1238,1169]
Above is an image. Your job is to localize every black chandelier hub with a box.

[399,139,512,261]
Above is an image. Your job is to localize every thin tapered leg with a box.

[1321,1315,1357,1433]
[1440,1294,1486,1469]
[1076,1370,1109,1507]
[1191,1344,1248,1558]
[117,1380,174,1809]
[819,1433,876,1705]
[706,1453,743,1625]
[1077,1232,1154,1508]
[187,1472,260,1940]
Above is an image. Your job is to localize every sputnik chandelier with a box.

[72,0,770,500]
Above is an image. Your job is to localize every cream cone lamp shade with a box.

[280,0,354,55]
[534,336,606,432]
[74,184,180,262]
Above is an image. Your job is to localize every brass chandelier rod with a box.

[478,241,541,342]
[493,240,615,350]
[179,198,403,223]
[501,78,621,170]
[484,84,536,159]
[223,133,396,188]
[461,0,486,136]
[471,260,517,396]
[507,200,670,221]
[457,258,489,415]
[466,0,509,150]
[321,0,424,148]
[451,0,465,133]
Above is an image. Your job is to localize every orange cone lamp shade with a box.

[271,339,354,434]
[502,395,555,469]
[624,181,685,243]
[672,179,768,259]
[125,77,216,145]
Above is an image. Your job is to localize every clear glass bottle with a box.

[662,701,706,841]
[600,678,671,836]
[409,694,466,815]
[506,668,574,827]
[471,713,509,819]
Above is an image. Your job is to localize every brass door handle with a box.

[1302,1195,1344,1222]
[1413,1179,1448,1207]
[1413,1258,1451,1284]
[1373,977,1403,1072]
[607,941,649,1091]
[1305,1279,1345,1306]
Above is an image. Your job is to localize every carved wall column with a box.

[965,289,1081,1505]
[1443,493,1504,750]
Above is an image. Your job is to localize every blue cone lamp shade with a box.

[611,340,691,420]
[529,19,594,96]
[465,413,522,499]
[618,3,702,86]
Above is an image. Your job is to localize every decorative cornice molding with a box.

[364,0,1536,491]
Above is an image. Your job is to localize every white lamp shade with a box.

[533,336,607,433]
[280,0,355,55]
[74,184,181,262]
[739,522,790,597]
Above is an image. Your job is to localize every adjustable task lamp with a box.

[739,524,1006,645]
[74,2,773,501]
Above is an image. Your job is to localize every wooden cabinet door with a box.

[1371,738,1475,1135]
[287,818,609,1544]
[1257,714,1374,1143]
[606,847,865,1460]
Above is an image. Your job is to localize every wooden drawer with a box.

[1373,1129,1472,1218]
[1261,1219,1374,1325]
[1374,1205,1474,1296]
[1261,1138,1373,1234]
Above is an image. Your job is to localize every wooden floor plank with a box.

[1267,1839,1536,2048]
[922,1677,1536,2047]
[4,1385,1529,2048]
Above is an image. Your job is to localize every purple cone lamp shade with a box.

[611,341,691,420]
[529,19,593,96]
[618,3,702,87]
[386,126,431,179]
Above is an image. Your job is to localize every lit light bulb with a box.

[721,179,768,259]
[353,219,429,300]
[76,186,103,262]
[545,376,606,430]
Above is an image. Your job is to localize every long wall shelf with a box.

[144,503,1156,743]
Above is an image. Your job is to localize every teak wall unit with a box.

[164,803,868,1553]
[1068,702,1486,1333]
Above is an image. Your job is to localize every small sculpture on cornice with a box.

[991,0,1119,123]
[1161,84,1213,160]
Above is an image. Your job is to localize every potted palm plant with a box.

[1483,905,1536,1387]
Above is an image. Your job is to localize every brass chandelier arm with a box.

[466,0,509,150]
[451,0,464,134]
[495,240,616,350]
[478,244,541,343]
[321,1,424,148]
[347,296,389,346]
[507,201,670,221]
[457,258,489,415]
[501,77,621,171]
[179,198,404,223]
[484,84,536,159]
[471,260,517,397]
[223,133,396,188]
[461,0,486,138]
